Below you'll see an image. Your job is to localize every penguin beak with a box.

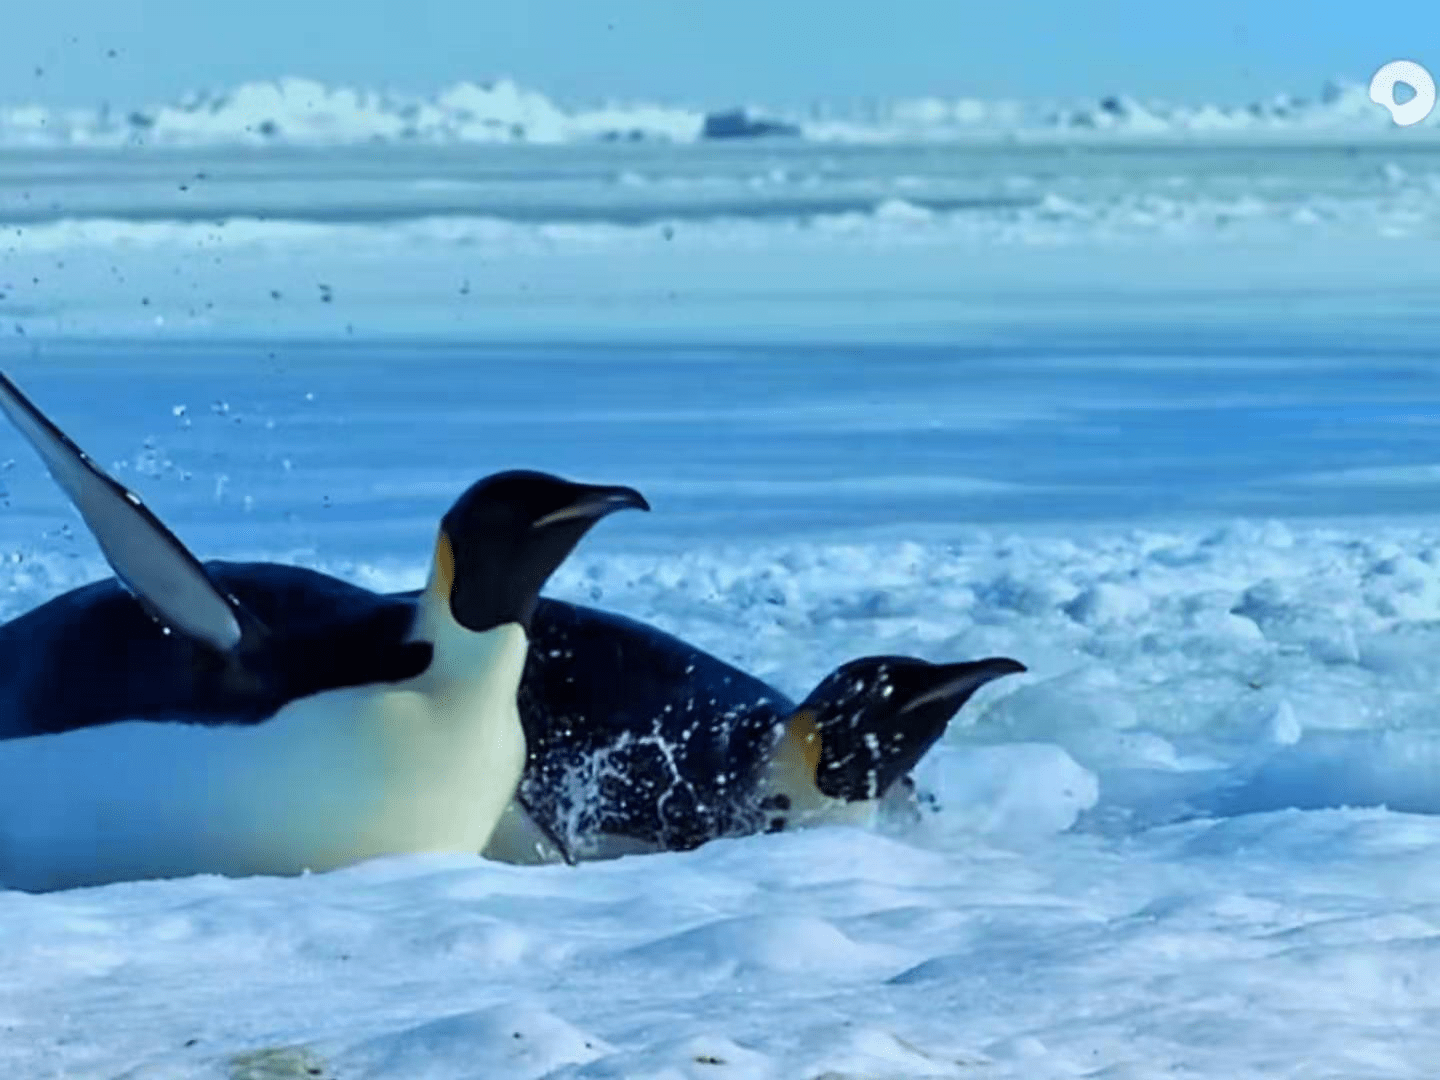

[895,657,1027,716]
[531,485,650,530]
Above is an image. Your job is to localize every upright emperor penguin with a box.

[0,373,647,892]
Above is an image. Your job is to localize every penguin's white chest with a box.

[0,624,529,892]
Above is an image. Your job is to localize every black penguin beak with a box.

[895,657,1028,716]
[531,485,650,529]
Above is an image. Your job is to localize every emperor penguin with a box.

[0,373,647,891]
[483,600,1025,864]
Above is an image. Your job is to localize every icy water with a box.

[2,320,1440,558]
[3,135,1440,1078]
[3,141,1439,225]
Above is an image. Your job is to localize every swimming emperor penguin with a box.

[0,372,647,892]
[485,598,1025,863]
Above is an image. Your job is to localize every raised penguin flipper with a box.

[793,654,1026,802]
[0,371,249,654]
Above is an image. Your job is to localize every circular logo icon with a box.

[1370,60,1436,127]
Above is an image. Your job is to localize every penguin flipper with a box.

[277,603,435,694]
[0,372,245,654]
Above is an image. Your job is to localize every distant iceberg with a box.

[0,75,1433,149]
[0,77,706,147]
[701,109,801,140]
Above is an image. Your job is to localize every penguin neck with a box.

[765,710,829,812]
[411,560,530,688]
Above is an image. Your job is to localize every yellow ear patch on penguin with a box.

[786,710,823,783]
[431,530,455,599]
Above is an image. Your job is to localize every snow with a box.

[3,113,1440,1076]
[8,501,1440,1073]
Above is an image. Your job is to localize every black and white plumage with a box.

[489,601,1025,863]
[0,372,647,891]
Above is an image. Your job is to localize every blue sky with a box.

[6,0,1438,107]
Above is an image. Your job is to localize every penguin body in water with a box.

[485,600,1024,863]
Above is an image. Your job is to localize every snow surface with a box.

[3,125,1440,1076]
[8,521,1440,1077]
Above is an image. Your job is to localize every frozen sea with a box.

[3,106,1440,1078]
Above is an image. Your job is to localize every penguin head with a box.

[434,470,649,634]
[787,654,1026,802]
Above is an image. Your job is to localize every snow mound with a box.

[624,913,905,980]
[335,1002,611,1079]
